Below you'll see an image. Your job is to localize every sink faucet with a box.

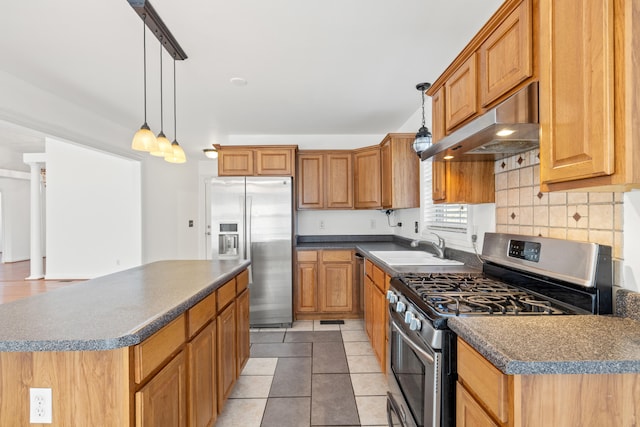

[411,233,446,258]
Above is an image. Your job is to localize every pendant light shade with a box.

[165,55,187,163]
[413,82,433,157]
[132,15,158,153]
[151,36,174,157]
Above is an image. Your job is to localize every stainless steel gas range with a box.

[385,233,613,427]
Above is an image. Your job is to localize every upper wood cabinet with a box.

[445,54,478,131]
[428,0,536,136]
[297,151,353,210]
[217,146,296,176]
[354,146,382,209]
[479,0,533,107]
[538,0,640,191]
[380,134,420,209]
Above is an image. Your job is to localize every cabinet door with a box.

[236,289,250,375]
[319,260,353,312]
[539,0,614,184]
[479,0,533,107]
[371,285,386,372]
[326,153,354,209]
[256,149,293,176]
[296,260,318,313]
[381,135,420,209]
[445,54,478,131]
[297,154,324,209]
[431,88,448,203]
[354,148,382,209]
[216,302,236,412]
[188,323,216,427]
[456,383,499,427]
[364,276,374,342]
[218,150,255,176]
[380,141,392,208]
[136,351,187,427]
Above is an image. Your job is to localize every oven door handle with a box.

[391,319,435,364]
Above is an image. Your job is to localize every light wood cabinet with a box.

[380,134,420,209]
[236,288,250,375]
[319,250,353,312]
[364,258,389,373]
[136,350,188,427]
[216,301,236,411]
[445,54,478,131]
[457,338,640,427]
[295,249,358,319]
[218,146,296,176]
[479,0,533,108]
[297,151,353,209]
[354,146,382,209]
[539,0,640,191]
[188,322,216,427]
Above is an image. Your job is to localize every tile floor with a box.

[216,319,389,427]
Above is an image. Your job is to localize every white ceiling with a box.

[0,0,503,167]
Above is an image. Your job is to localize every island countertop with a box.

[448,315,640,375]
[0,260,250,352]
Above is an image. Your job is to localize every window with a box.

[421,159,468,233]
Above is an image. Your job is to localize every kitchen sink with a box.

[368,251,464,266]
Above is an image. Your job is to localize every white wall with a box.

[45,138,141,279]
[0,178,30,262]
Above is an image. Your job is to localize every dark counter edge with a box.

[0,260,250,353]
[448,318,640,375]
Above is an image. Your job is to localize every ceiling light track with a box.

[127,0,187,60]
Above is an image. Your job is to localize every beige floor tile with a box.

[313,320,341,331]
[347,355,382,373]
[216,398,267,427]
[229,375,273,398]
[344,341,375,356]
[341,329,369,342]
[241,358,278,376]
[356,396,388,425]
[351,373,389,396]
[288,320,313,331]
[340,319,365,330]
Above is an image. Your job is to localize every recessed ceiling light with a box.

[230,77,248,87]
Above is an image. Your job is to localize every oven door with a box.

[388,311,441,427]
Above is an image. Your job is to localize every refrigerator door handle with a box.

[246,195,254,286]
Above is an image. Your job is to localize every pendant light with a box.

[165,55,187,163]
[413,82,433,157]
[131,14,158,153]
[151,36,174,157]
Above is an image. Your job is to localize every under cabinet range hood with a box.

[421,82,539,162]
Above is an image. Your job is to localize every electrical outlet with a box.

[319,220,325,229]
[414,221,419,233]
[471,234,478,243]
[30,388,52,424]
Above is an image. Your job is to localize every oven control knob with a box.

[404,311,414,324]
[395,301,406,313]
[409,317,422,331]
[386,291,398,304]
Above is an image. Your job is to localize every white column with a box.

[23,153,46,280]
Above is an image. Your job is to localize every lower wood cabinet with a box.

[364,259,389,373]
[217,300,237,411]
[295,249,359,319]
[187,322,216,427]
[236,288,250,375]
[136,350,188,427]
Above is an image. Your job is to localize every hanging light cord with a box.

[421,90,426,127]
[159,36,164,132]
[173,55,177,140]
[142,15,148,124]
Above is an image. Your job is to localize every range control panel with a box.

[508,239,541,262]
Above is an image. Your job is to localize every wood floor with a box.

[0,254,83,304]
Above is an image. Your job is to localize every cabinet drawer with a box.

[134,314,186,384]
[365,259,374,279]
[188,292,217,338]
[297,250,318,262]
[217,278,236,312]
[372,264,385,292]
[457,339,509,424]
[321,250,352,263]
[236,269,249,294]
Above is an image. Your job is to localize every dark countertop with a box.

[448,315,640,375]
[0,260,250,352]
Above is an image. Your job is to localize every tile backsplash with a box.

[494,149,623,259]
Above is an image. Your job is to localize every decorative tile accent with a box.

[517,156,524,165]
[510,212,516,220]
[501,161,507,169]
[573,212,582,222]
[537,192,544,199]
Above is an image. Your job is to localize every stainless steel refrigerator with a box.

[207,176,293,327]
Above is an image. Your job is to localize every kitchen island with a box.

[0,259,250,426]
